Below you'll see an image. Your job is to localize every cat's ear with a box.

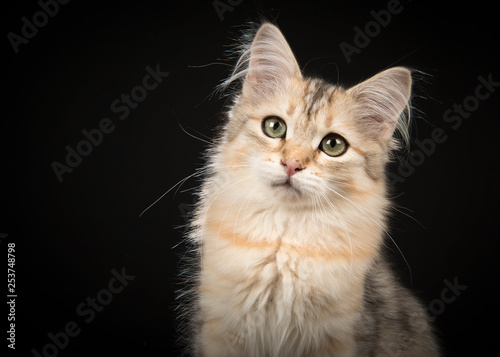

[347,67,412,143]
[242,23,302,99]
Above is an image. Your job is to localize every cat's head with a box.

[216,23,411,207]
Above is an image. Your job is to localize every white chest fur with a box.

[198,225,367,356]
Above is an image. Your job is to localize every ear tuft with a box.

[348,67,412,145]
[221,23,302,100]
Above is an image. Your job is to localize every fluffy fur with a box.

[182,23,439,356]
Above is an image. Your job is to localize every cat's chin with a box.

[270,179,303,200]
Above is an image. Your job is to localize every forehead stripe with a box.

[306,81,334,120]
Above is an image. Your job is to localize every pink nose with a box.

[281,159,304,177]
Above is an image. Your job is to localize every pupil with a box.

[273,122,280,130]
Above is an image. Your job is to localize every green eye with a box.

[262,116,287,138]
[320,134,348,157]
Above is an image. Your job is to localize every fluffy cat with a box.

[182,23,439,357]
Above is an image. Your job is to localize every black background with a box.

[3,0,499,356]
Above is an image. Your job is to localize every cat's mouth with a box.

[271,179,302,195]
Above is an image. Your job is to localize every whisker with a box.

[392,205,425,229]
[323,185,413,283]
[172,111,213,145]
[316,190,354,271]
[202,176,251,220]
[139,171,200,217]
[220,164,254,168]
[188,62,232,68]
[325,177,362,190]
[203,176,252,254]
[233,186,260,243]
[179,186,198,194]
[188,127,214,141]
[384,232,413,285]
[140,159,253,219]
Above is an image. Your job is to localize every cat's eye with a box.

[262,116,287,139]
[320,134,348,157]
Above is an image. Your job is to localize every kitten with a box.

[182,23,439,356]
